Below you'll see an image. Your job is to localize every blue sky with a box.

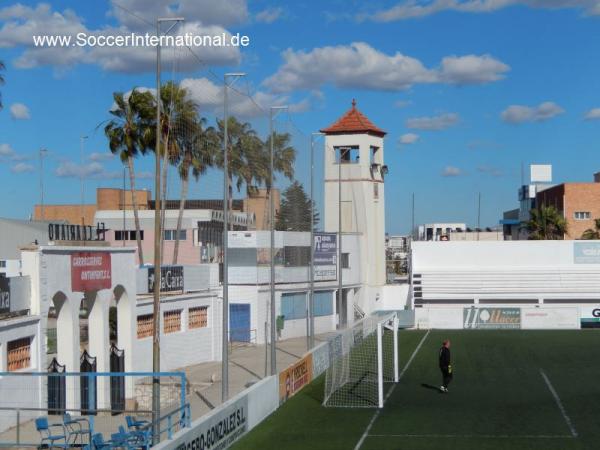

[1,0,600,234]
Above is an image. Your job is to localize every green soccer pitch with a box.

[231,329,600,450]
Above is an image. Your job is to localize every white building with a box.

[320,99,388,314]
[417,223,467,241]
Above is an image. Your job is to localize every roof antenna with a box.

[352,98,356,109]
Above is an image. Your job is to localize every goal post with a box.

[323,312,399,408]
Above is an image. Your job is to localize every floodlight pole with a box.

[153,16,183,444]
[270,105,288,375]
[309,133,324,350]
[39,148,47,221]
[222,72,245,403]
[80,135,88,226]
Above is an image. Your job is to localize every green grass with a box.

[232,330,600,450]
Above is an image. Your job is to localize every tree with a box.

[172,117,219,264]
[152,82,199,263]
[0,60,5,110]
[581,218,600,240]
[527,205,568,240]
[276,181,319,231]
[104,89,155,265]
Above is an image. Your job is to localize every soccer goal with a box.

[323,312,399,408]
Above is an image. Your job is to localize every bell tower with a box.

[320,99,388,315]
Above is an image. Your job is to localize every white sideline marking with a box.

[540,369,578,438]
[369,434,573,439]
[353,329,430,450]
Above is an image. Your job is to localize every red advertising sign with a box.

[71,252,112,292]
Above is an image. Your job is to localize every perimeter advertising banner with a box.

[279,354,313,404]
[574,242,600,264]
[314,233,337,281]
[463,307,521,329]
[71,252,111,292]
[172,395,248,450]
[580,306,600,328]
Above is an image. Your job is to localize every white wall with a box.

[412,241,600,303]
[134,293,221,371]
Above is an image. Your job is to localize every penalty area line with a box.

[353,329,431,450]
[368,434,573,439]
[540,368,578,438]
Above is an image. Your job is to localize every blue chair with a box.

[125,415,150,431]
[63,412,91,445]
[35,417,68,449]
[111,426,137,449]
[90,433,116,449]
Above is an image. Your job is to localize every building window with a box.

[336,146,359,164]
[7,337,31,371]
[281,292,307,320]
[137,314,153,339]
[116,230,144,241]
[314,291,334,317]
[189,306,208,329]
[164,310,182,334]
[0,261,5,268]
[574,212,591,220]
[341,253,350,269]
[283,246,311,267]
[164,230,187,241]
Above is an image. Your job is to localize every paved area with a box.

[0,333,332,448]
[183,333,332,420]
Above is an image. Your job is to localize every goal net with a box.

[323,312,399,408]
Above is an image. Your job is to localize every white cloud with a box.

[108,0,248,30]
[363,1,600,22]
[501,101,564,124]
[256,7,284,23]
[89,152,115,162]
[406,113,460,130]
[10,162,34,173]
[399,133,419,145]
[55,161,105,178]
[442,166,463,177]
[584,108,600,120]
[439,55,509,84]
[9,103,30,120]
[264,42,508,93]
[0,143,15,157]
[0,3,242,72]
[179,77,311,117]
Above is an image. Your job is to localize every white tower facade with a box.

[320,100,387,316]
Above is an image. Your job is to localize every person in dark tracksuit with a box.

[439,340,452,393]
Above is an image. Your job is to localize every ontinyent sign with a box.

[48,222,108,242]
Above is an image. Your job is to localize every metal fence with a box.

[0,371,189,448]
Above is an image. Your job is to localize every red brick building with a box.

[536,178,600,239]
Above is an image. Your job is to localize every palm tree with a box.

[172,117,219,264]
[104,89,154,265]
[581,219,600,240]
[156,82,198,263]
[0,60,5,110]
[527,205,568,240]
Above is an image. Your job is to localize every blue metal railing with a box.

[0,371,191,448]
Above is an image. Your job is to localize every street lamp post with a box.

[270,105,287,375]
[80,135,88,226]
[153,16,183,444]
[222,72,245,403]
[309,133,324,350]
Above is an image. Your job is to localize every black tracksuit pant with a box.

[440,366,452,388]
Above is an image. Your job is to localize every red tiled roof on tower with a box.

[320,99,386,137]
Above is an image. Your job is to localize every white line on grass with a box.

[353,329,431,450]
[540,369,578,438]
[368,434,573,439]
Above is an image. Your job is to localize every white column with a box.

[115,287,136,404]
[88,292,110,409]
[54,294,80,411]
